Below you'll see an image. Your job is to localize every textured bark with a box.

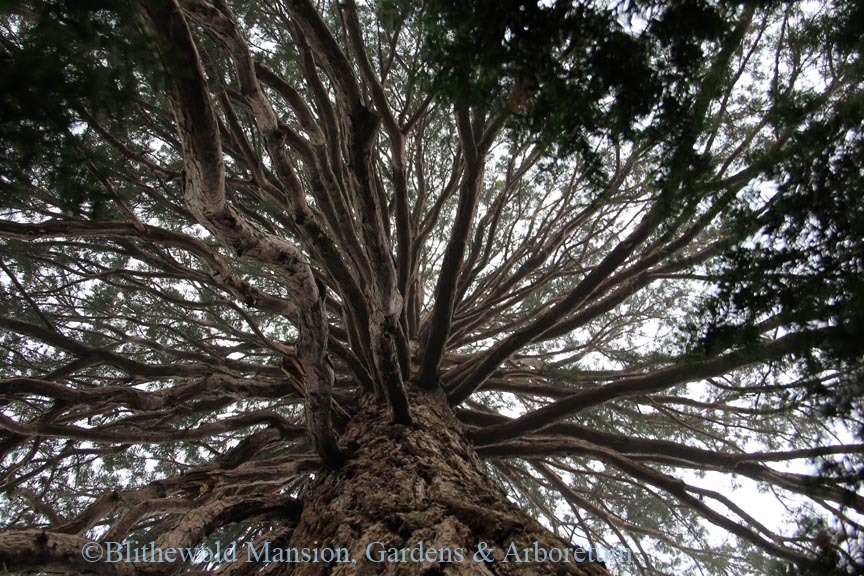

[283,390,608,576]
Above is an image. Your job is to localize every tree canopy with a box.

[1,0,863,575]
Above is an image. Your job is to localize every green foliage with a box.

[386,0,744,161]
[764,514,861,575]
[0,0,147,215]
[689,97,864,430]
[684,1,864,443]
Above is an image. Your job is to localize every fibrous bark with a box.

[286,389,608,576]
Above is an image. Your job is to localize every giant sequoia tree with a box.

[1,0,863,574]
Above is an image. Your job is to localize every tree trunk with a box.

[281,390,609,576]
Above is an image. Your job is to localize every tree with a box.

[1,0,862,574]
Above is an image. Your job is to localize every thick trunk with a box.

[281,390,609,576]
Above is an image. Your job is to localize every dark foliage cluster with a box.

[0,0,149,217]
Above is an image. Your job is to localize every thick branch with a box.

[415,108,485,389]
[469,328,842,445]
[448,199,666,404]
